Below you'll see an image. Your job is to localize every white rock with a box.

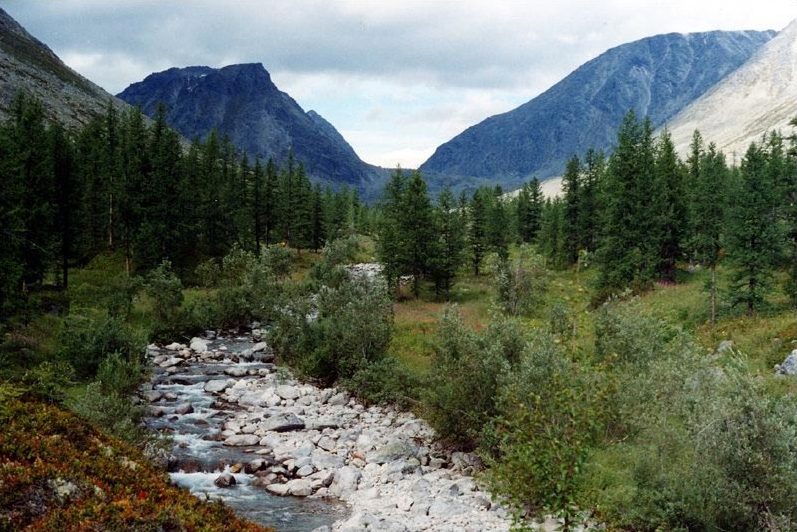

[190,337,208,353]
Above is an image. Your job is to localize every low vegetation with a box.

[2,94,797,531]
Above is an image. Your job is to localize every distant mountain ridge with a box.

[666,19,797,160]
[117,64,386,196]
[420,29,776,190]
[0,7,126,129]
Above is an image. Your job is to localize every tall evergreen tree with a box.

[597,110,657,292]
[468,187,490,276]
[726,142,781,316]
[653,129,687,282]
[430,186,466,300]
[561,154,583,265]
[691,140,729,325]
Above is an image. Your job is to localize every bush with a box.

[58,312,145,380]
[485,333,607,531]
[423,306,511,450]
[269,275,393,387]
[341,356,423,409]
[68,381,148,444]
[96,351,143,396]
[22,360,75,404]
[494,247,550,316]
[144,260,184,326]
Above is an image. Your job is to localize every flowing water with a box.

[143,336,346,532]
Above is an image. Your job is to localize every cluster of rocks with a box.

[144,336,514,532]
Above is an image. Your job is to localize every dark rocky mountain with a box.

[420,29,776,190]
[118,64,386,197]
[0,7,126,129]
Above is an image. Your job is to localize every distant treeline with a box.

[0,93,370,316]
[379,110,797,320]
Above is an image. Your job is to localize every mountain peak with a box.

[420,29,775,188]
[118,64,384,196]
[666,19,797,159]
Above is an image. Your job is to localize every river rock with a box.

[266,483,291,496]
[330,466,361,496]
[204,379,233,393]
[158,356,184,368]
[337,513,408,532]
[224,367,249,377]
[224,434,261,447]
[189,337,208,353]
[164,342,184,351]
[174,402,194,415]
[275,384,300,400]
[252,341,268,352]
[214,473,236,488]
[263,412,305,432]
[368,439,418,465]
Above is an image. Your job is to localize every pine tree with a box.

[468,187,490,276]
[376,167,408,294]
[653,129,687,282]
[597,110,657,293]
[561,154,582,265]
[691,140,728,325]
[430,186,466,300]
[401,171,435,297]
[726,142,781,316]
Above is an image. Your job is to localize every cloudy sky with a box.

[4,1,796,168]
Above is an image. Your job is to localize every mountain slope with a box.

[117,64,385,195]
[420,29,775,189]
[666,19,797,160]
[0,7,125,129]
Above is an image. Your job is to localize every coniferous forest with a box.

[2,92,797,531]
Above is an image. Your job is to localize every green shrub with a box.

[96,351,143,396]
[485,333,607,531]
[58,312,145,380]
[269,275,393,387]
[144,260,184,325]
[341,356,423,409]
[423,306,510,450]
[22,360,75,404]
[68,381,148,444]
[494,247,550,316]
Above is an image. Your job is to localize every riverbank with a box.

[144,332,515,532]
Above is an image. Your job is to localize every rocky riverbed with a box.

[143,332,515,532]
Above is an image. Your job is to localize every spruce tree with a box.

[726,142,781,316]
[690,138,729,326]
[430,186,466,300]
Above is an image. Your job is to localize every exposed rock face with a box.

[117,63,387,198]
[420,29,775,189]
[666,19,797,160]
[0,7,129,129]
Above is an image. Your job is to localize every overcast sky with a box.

[3,1,796,168]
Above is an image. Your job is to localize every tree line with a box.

[378,109,797,326]
[0,93,370,318]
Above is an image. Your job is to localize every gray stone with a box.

[329,465,361,496]
[214,473,236,488]
[327,392,349,406]
[224,434,261,447]
[252,341,268,352]
[295,464,315,477]
[367,439,419,465]
[158,356,184,368]
[776,350,797,375]
[174,402,194,415]
[427,499,473,519]
[311,450,346,470]
[286,478,313,496]
[224,367,249,377]
[275,385,300,400]
[204,379,232,393]
[263,412,305,432]
[190,337,208,353]
[266,483,291,496]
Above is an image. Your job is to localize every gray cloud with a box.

[3,0,794,167]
